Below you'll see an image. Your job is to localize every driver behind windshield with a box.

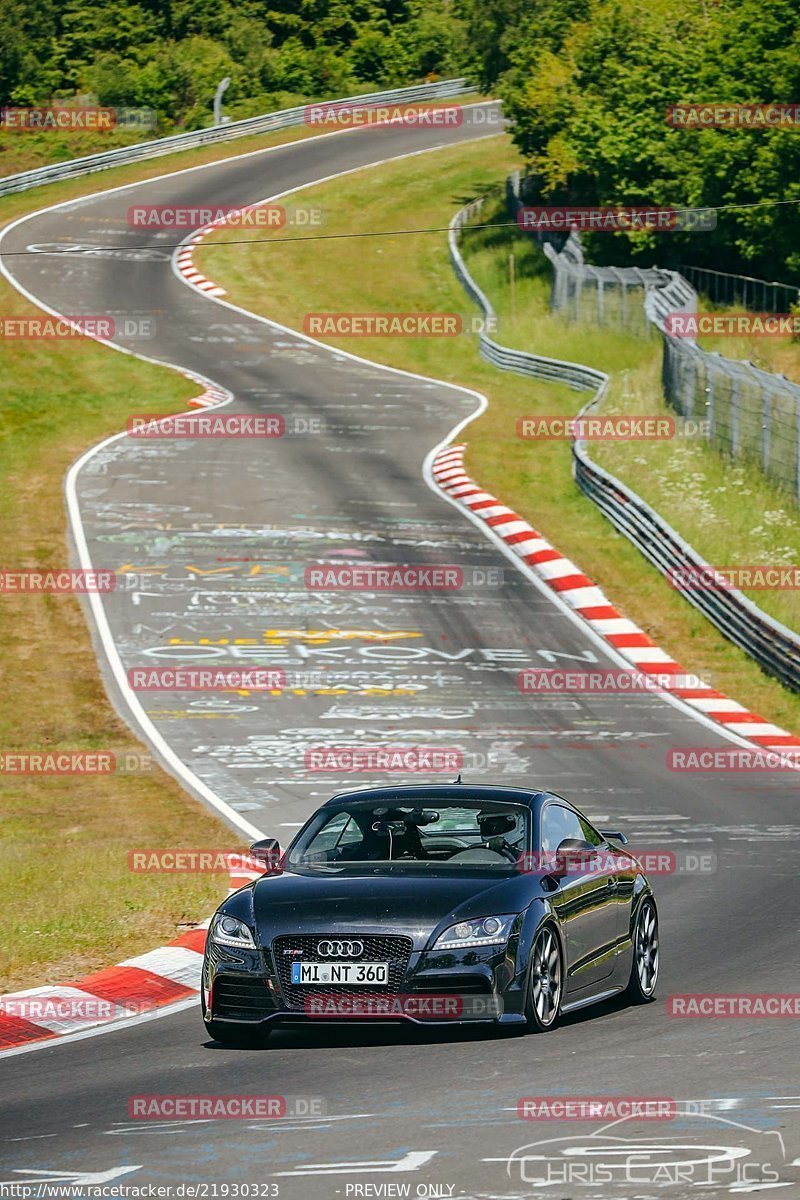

[337,808,431,861]
[477,811,519,856]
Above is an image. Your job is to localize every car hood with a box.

[250,866,535,948]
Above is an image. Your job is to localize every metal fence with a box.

[572,424,800,690]
[508,171,800,499]
[506,171,666,335]
[680,264,800,313]
[451,195,800,692]
[0,79,470,197]
[646,290,800,496]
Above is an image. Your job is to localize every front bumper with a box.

[203,934,528,1027]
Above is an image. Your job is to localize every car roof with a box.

[323,784,545,809]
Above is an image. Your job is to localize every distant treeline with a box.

[1,0,468,129]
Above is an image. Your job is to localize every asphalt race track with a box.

[1,106,798,1197]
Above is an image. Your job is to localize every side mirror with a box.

[554,838,598,872]
[249,837,282,870]
[600,828,628,845]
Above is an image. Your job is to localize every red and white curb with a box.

[0,855,263,1052]
[175,228,227,298]
[175,202,273,298]
[432,443,800,753]
[187,383,229,410]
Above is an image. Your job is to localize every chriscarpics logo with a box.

[497,1111,796,1191]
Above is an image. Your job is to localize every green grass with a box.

[463,198,800,634]
[695,298,800,385]
[200,140,800,737]
[0,290,246,991]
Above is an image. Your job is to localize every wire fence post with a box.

[731,374,740,457]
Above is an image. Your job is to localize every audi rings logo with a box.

[317,939,364,958]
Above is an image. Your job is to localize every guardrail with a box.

[572,403,800,690]
[450,196,800,692]
[449,199,607,394]
[0,79,470,197]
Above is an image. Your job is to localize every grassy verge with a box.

[695,299,800,384]
[462,200,800,635]
[0,290,243,991]
[200,139,800,736]
[0,90,314,177]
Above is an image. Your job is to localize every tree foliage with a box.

[459,0,800,280]
[2,0,468,130]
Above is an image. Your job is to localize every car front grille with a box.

[212,973,272,1022]
[272,934,414,1011]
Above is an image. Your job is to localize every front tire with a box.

[626,898,659,1004]
[524,923,563,1032]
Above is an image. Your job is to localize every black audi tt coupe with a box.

[201,784,659,1043]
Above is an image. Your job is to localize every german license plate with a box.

[290,961,388,985]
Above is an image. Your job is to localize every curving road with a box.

[1,107,798,1197]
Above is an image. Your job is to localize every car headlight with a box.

[210,913,256,949]
[432,914,516,950]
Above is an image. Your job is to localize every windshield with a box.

[288,798,530,870]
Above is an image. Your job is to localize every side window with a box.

[578,813,604,847]
[312,813,363,854]
[335,816,364,851]
[540,804,584,854]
